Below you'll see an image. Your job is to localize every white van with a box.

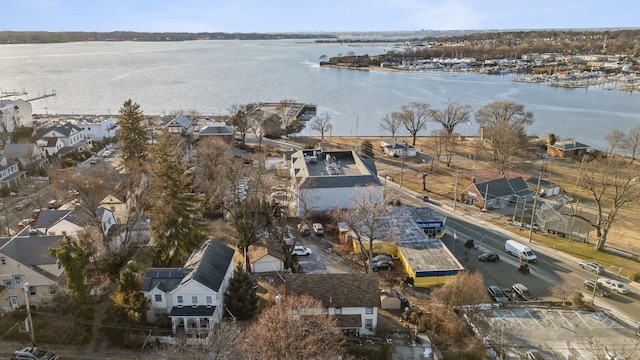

[504,239,537,262]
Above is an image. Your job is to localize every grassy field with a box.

[293,135,640,278]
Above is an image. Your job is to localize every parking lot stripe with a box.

[542,311,558,328]
[576,312,592,329]
[523,310,543,327]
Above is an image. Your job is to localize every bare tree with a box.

[551,280,575,306]
[430,271,489,321]
[392,102,431,145]
[331,185,391,272]
[576,155,639,251]
[241,295,347,360]
[621,124,640,163]
[229,104,251,145]
[310,112,332,140]
[431,99,472,135]
[432,128,458,167]
[475,101,533,178]
[248,109,267,148]
[605,129,625,157]
[153,320,244,360]
[379,113,403,139]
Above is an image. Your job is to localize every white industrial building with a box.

[289,149,382,216]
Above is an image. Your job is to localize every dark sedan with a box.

[478,252,500,262]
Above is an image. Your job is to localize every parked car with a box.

[102,149,113,157]
[372,254,393,263]
[487,285,509,303]
[298,223,311,236]
[598,278,630,294]
[415,194,429,202]
[12,347,57,360]
[579,261,605,274]
[583,279,611,297]
[372,259,394,271]
[291,245,312,256]
[512,283,536,301]
[312,223,324,235]
[478,252,500,262]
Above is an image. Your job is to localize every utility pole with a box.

[24,283,36,347]
[399,148,406,188]
[453,170,460,212]
[528,170,543,243]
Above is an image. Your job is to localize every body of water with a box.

[1,39,639,150]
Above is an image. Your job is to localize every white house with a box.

[62,116,119,142]
[141,239,235,336]
[285,273,380,335]
[0,99,33,132]
[380,138,417,158]
[289,149,383,216]
[32,208,116,241]
[0,227,65,311]
[0,155,26,189]
[35,122,85,148]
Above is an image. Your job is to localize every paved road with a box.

[389,180,640,327]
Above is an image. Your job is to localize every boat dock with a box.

[0,89,56,101]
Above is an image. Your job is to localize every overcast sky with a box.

[3,0,638,33]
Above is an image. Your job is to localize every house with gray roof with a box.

[163,114,195,136]
[547,139,590,158]
[3,143,44,168]
[141,239,235,337]
[196,123,235,143]
[380,138,417,157]
[0,227,65,311]
[285,273,380,335]
[0,155,26,188]
[289,149,383,216]
[461,176,534,210]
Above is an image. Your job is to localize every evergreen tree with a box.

[224,264,258,320]
[148,134,208,267]
[117,99,149,171]
[49,234,95,309]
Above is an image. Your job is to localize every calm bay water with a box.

[1,39,639,150]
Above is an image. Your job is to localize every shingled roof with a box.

[179,239,235,292]
[285,273,380,308]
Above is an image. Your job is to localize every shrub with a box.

[571,291,585,308]
[630,271,640,282]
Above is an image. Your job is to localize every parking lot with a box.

[476,306,639,359]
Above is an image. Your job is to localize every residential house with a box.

[0,227,65,311]
[196,122,235,144]
[380,138,417,157]
[285,273,380,335]
[141,239,235,336]
[62,115,119,142]
[247,237,285,273]
[107,217,151,250]
[289,149,383,216]
[0,155,26,189]
[461,177,534,210]
[0,99,33,132]
[34,122,86,156]
[100,194,128,224]
[33,208,116,241]
[547,140,590,158]
[526,176,561,197]
[3,143,45,168]
[163,114,195,136]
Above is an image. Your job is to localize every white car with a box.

[312,223,324,235]
[598,278,630,294]
[291,245,312,256]
[578,261,605,274]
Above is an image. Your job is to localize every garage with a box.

[248,238,285,273]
